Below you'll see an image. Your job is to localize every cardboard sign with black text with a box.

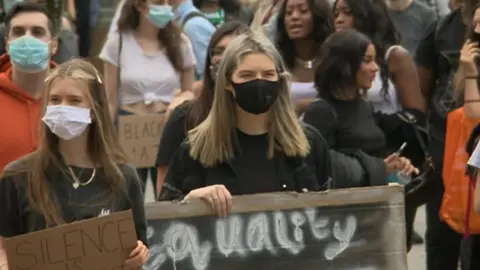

[4,210,137,270]
[118,114,165,168]
[144,186,407,270]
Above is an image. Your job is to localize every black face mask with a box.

[231,79,280,114]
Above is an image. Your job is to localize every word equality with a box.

[146,208,368,270]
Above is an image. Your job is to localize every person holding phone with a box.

[303,29,418,176]
[454,6,480,118]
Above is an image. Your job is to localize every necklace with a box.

[68,167,96,189]
[295,58,315,69]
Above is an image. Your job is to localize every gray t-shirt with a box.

[389,1,436,54]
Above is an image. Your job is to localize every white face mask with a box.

[42,105,92,140]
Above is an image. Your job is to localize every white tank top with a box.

[366,45,402,114]
[290,82,316,104]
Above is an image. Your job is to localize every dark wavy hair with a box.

[333,0,400,98]
[314,29,372,100]
[192,0,242,15]
[186,21,250,130]
[117,0,184,71]
[275,0,334,70]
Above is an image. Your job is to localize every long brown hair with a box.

[117,0,185,71]
[188,32,310,167]
[3,59,129,226]
[186,21,250,130]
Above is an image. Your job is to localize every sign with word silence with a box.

[118,114,165,168]
[144,186,407,270]
[3,210,137,270]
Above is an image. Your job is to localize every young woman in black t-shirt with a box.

[159,32,332,217]
[0,59,148,268]
[303,30,418,174]
[156,21,251,195]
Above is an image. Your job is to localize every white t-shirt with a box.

[366,45,402,114]
[99,31,196,105]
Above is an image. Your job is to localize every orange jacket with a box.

[0,55,56,173]
[441,107,480,234]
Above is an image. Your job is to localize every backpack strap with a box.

[181,11,213,29]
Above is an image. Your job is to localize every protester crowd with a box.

[2,0,480,269]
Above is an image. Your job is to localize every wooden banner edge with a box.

[146,185,405,220]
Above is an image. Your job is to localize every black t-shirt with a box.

[234,130,277,195]
[159,124,331,200]
[302,98,386,157]
[156,102,191,167]
[415,8,466,169]
[0,154,147,245]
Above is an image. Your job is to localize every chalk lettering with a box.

[273,211,305,255]
[324,215,357,260]
[146,226,167,268]
[246,213,276,254]
[15,241,36,269]
[305,208,330,240]
[63,230,82,261]
[163,223,212,270]
[215,215,245,258]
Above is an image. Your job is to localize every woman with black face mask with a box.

[155,21,251,196]
[157,32,407,214]
[158,31,330,214]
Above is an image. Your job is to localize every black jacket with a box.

[159,124,387,201]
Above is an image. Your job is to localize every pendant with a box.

[73,182,79,189]
[305,61,313,69]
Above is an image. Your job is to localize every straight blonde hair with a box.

[188,31,310,167]
[2,59,129,226]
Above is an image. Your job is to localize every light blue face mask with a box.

[8,35,50,73]
[3,0,25,13]
[148,4,174,28]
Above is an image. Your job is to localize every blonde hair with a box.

[4,59,129,226]
[188,31,310,167]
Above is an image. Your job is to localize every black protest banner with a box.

[4,210,137,270]
[118,114,165,168]
[144,185,407,270]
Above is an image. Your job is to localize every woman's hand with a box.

[124,241,148,269]
[384,153,419,176]
[460,40,480,76]
[166,91,195,120]
[185,185,233,217]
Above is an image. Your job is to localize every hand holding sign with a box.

[124,240,149,268]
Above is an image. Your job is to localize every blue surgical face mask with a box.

[8,35,50,73]
[4,0,25,13]
[148,4,174,28]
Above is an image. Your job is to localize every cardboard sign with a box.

[144,186,408,270]
[118,114,165,168]
[4,210,137,270]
